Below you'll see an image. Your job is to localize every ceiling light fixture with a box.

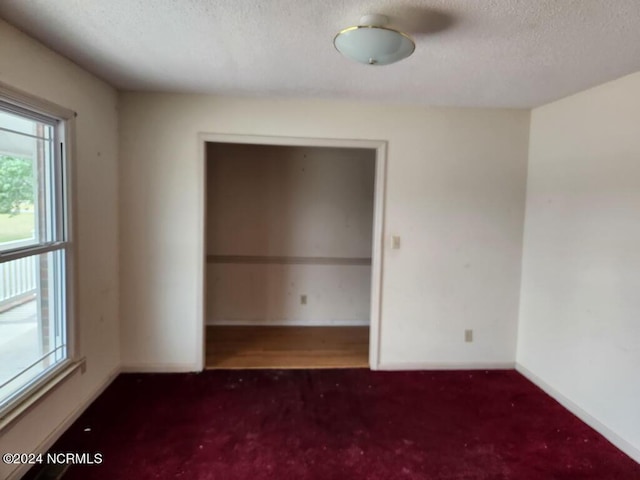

[334,14,415,66]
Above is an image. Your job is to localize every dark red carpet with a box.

[31,370,639,479]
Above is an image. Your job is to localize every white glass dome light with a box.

[334,14,415,66]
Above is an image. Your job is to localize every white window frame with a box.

[0,81,79,427]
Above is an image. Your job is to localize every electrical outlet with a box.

[300,294,307,305]
[391,235,401,249]
[465,329,473,343]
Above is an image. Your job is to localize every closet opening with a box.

[199,135,386,370]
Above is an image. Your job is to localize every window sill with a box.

[0,358,85,432]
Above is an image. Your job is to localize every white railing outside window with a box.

[0,255,37,308]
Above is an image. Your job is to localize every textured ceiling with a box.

[1,0,640,107]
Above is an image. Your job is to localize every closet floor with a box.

[205,326,369,369]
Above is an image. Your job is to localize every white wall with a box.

[207,144,375,257]
[206,143,374,326]
[517,72,640,462]
[0,20,119,480]
[120,93,529,370]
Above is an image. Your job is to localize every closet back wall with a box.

[206,143,375,325]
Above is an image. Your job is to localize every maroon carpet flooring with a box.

[29,370,640,479]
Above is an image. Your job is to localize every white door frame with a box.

[195,133,387,370]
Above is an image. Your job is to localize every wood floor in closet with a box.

[205,326,369,369]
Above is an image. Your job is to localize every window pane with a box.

[0,250,67,407]
[0,117,56,251]
[0,110,45,137]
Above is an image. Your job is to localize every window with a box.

[0,90,74,417]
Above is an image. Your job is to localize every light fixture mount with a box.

[334,14,415,66]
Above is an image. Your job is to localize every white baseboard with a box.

[516,363,640,464]
[120,362,200,373]
[378,361,515,371]
[207,319,370,327]
[7,365,120,480]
